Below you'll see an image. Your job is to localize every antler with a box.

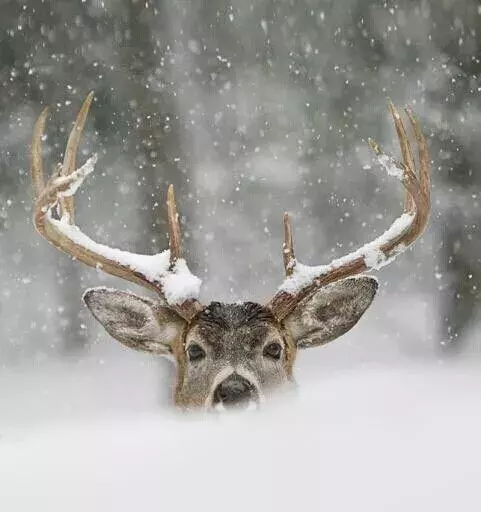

[268,102,430,320]
[30,93,203,322]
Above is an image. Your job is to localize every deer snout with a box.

[213,374,258,410]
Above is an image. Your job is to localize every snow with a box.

[280,212,414,293]
[278,137,415,295]
[1,362,480,512]
[366,137,405,181]
[161,258,203,305]
[376,153,405,180]
[46,157,202,305]
[56,154,98,198]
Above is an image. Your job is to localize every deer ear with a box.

[283,276,378,349]
[83,287,186,355]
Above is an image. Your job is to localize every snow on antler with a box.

[268,102,430,320]
[50,216,202,305]
[30,94,203,320]
[279,212,413,294]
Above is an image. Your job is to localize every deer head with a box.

[30,93,430,411]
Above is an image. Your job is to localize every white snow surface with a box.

[46,156,202,305]
[280,212,414,293]
[1,362,480,512]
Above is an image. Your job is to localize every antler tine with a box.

[167,184,182,268]
[283,212,296,277]
[267,103,430,321]
[405,106,430,209]
[31,107,49,198]
[388,101,416,213]
[30,95,203,322]
[59,91,95,224]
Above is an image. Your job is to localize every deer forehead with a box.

[186,302,282,353]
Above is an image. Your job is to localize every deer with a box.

[30,93,430,411]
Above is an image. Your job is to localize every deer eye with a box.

[263,342,282,360]
[187,343,206,362]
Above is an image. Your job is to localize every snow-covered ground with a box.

[1,360,480,512]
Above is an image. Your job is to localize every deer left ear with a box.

[83,287,186,355]
[283,276,378,349]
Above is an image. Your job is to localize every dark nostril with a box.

[214,375,254,407]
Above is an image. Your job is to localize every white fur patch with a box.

[235,366,264,404]
[205,366,235,408]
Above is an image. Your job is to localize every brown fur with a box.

[83,276,378,409]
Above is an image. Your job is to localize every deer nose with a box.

[213,374,257,409]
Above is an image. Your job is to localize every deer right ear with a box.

[283,276,378,349]
[83,287,186,355]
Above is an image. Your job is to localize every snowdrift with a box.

[1,363,480,512]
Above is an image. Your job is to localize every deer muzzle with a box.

[212,374,259,411]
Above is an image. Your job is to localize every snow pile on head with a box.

[161,258,202,304]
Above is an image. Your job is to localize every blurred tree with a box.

[420,0,481,351]
[0,0,480,363]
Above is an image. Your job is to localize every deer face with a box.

[176,302,294,410]
[83,277,378,411]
